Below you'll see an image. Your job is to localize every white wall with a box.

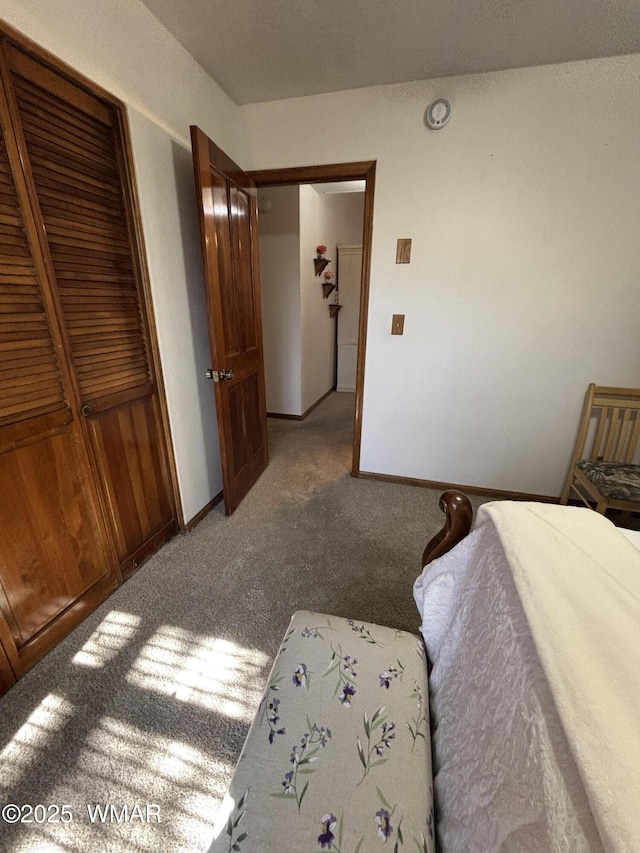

[299,188,365,413]
[336,245,364,392]
[237,56,640,496]
[299,186,336,413]
[0,0,240,521]
[257,186,302,415]
[258,187,364,415]
[322,193,366,247]
[127,111,222,520]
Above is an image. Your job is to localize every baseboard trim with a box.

[185,490,224,531]
[121,518,180,578]
[267,387,335,423]
[267,412,301,421]
[356,471,558,503]
[302,387,334,419]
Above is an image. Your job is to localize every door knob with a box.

[205,369,234,382]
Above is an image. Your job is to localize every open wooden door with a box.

[190,127,268,515]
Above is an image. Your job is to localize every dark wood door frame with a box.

[248,161,376,477]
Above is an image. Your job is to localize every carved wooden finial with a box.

[422,490,473,567]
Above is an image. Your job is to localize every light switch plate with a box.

[391,314,405,335]
[396,239,412,264]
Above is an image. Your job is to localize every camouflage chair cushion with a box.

[576,460,640,502]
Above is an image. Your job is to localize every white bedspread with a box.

[414,502,640,853]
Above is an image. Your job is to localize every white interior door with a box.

[336,245,362,392]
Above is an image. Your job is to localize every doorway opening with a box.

[249,162,376,477]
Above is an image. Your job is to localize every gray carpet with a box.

[0,392,488,853]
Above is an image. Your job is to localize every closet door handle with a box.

[81,404,94,417]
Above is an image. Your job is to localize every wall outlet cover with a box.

[391,314,405,335]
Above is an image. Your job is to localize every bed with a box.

[414,492,640,853]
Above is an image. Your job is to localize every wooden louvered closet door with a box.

[0,30,178,691]
[4,44,178,578]
[0,67,116,677]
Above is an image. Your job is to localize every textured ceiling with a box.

[141,0,640,105]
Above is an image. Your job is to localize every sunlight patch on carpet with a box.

[76,716,232,851]
[125,626,269,718]
[0,694,74,794]
[1,717,232,853]
[71,610,142,668]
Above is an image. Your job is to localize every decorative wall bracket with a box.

[322,267,335,297]
[322,282,336,299]
[315,244,331,277]
[314,257,331,277]
[329,304,342,318]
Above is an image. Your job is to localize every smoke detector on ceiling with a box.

[425,98,451,131]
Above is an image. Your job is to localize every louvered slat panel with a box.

[18,108,114,160]
[75,353,148,376]
[0,126,66,426]
[20,125,120,179]
[27,170,124,214]
[0,365,60,390]
[0,351,58,372]
[15,76,112,141]
[16,123,118,175]
[51,244,132,264]
[44,215,130,243]
[30,157,122,200]
[36,185,128,224]
[62,291,139,306]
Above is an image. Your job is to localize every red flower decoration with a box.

[316,244,327,255]
[324,271,333,281]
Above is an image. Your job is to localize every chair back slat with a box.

[602,408,621,460]
[593,394,640,410]
[617,409,633,463]
[585,390,640,463]
[590,407,610,460]
[627,413,640,464]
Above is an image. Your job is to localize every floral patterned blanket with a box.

[208,610,435,853]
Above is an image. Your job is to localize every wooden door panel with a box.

[88,396,176,573]
[0,640,16,693]
[9,64,151,407]
[242,373,262,458]
[228,384,246,475]
[218,373,264,483]
[191,127,268,514]
[210,169,240,358]
[0,426,113,646]
[229,186,258,353]
[6,44,177,568]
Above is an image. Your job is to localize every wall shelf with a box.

[322,282,336,299]
[314,257,331,276]
[329,304,342,318]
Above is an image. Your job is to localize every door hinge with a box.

[205,369,218,382]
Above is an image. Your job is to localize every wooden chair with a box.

[560,384,640,514]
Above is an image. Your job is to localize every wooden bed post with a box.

[422,490,473,567]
